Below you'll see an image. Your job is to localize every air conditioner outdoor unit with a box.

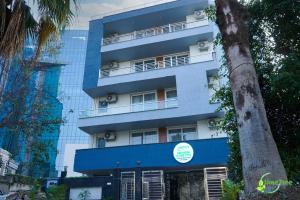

[99,96,107,102]
[198,41,210,52]
[194,10,206,20]
[106,93,118,104]
[104,131,117,141]
[208,119,216,129]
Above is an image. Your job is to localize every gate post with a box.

[135,167,142,200]
[113,168,121,200]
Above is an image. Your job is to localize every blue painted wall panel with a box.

[74,138,228,172]
[83,20,102,91]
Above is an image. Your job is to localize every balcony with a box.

[74,138,229,173]
[100,21,214,64]
[102,19,208,46]
[100,52,215,78]
[79,98,178,119]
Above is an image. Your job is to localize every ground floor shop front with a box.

[63,167,227,200]
[116,167,227,200]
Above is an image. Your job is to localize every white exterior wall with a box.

[92,131,130,148]
[197,119,227,139]
[90,120,226,149]
[63,144,89,177]
[69,187,102,200]
[189,43,214,63]
[102,61,132,77]
[94,93,131,115]
[186,14,209,28]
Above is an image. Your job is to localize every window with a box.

[163,54,189,68]
[131,132,143,145]
[144,60,156,71]
[168,129,182,142]
[131,92,156,112]
[96,138,106,148]
[144,93,156,110]
[168,127,197,142]
[166,89,178,108]
[134,59,155,72]
[207,75,220,102]
[143,131,158,144]
[135,62,144,72]
[131,130,158,145]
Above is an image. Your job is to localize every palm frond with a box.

[34,16,58,60]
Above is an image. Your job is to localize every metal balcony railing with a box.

[79,98,178,119]
[100,52,216,78]
[102,18,208,45]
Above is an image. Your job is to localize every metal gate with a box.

[120,171,135,200]
[142,170,165,200]
[204,167,227,200]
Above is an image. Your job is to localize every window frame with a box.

[130,129,159,145]
[130,91,157,112]
[167,125,197,142]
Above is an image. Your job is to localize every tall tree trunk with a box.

[215,0,287,194]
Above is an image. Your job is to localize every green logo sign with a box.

[173,142,194,163]
[256,173,292,194]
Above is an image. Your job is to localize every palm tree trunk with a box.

[215,0,287,194]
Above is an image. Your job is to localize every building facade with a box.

[53,30,92,176]
[0,30,91,178]
[74,0,229,199]
[0,47,63,177]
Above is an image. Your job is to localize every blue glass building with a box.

[0,30,91,178]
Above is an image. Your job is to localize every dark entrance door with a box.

[165,171,205,200]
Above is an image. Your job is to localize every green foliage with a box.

[9,174,35,185]
[212,0,300,183]
[29,180,43,200]
[221,180,242,200]
[46,185,67,200]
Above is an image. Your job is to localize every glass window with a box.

[162,26,170,33]
[131,132,143,145]
[164,57,172,68]
[166,90,177,108]
[131,95,143,112]
[143,131,158,144]
[171,56,177,66]
[144,59,155,71]
[145,29,155,37]
[183,127,197,141]
[168,127,197,142]
[208,76,220,101]
[97,138,106,148]
[177,55,189,65]
[144,93,156,110]
[135,62,144,72]
[168,129,182,142]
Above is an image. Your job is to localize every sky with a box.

[71,0,175,29]
[25,0,175,30]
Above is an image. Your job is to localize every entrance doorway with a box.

[165,171,205,200]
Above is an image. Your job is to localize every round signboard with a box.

[173,142,194,163]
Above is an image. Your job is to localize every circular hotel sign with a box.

[173,142,194,163]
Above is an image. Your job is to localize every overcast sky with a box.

[26,0,174,29]
[71,0,175,29]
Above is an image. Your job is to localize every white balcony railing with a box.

[102,18,208,45]
[100,52,216,78]
[79,98,178,119]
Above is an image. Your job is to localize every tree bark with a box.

[215,0,287,194]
